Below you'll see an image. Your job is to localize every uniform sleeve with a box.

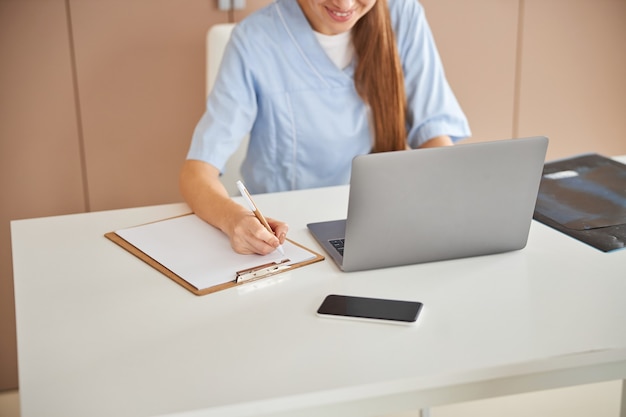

[186,27,258,172]
[391,0,471,147]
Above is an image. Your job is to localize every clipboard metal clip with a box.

[236,259,291,284]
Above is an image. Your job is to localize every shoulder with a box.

[387,0,424,24]
[228,0,298,56]
[231,0,301,41]
[388,0,431,51]
[387,0,424,20]
[231,3,279,42]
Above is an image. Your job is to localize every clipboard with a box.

[105,213,324,295]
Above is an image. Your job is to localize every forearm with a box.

[179,159,246,237]
[418,135,454,148]
[179,159,287,255]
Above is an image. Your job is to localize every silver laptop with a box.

[307,136,549,272]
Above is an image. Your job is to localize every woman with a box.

[180,0,470,255]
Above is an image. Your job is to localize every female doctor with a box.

[179,0,470,255]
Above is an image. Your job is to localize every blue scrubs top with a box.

[187,0,471,193]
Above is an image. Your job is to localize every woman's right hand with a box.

[225,210,288,255]
[180,159,288,255]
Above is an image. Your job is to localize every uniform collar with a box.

[275,0,355,84]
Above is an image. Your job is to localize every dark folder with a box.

[533,153,626,252]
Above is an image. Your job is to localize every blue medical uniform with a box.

[187,0,471,193]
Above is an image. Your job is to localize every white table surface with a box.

[12,174,626,417]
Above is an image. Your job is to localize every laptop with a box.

[307,136,549,272]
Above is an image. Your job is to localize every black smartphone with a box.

[316,294,423,325]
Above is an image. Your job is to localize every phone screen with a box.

[317,294,423,324]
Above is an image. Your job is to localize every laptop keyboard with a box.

[329,238,345,256]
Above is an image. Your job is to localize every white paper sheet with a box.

[116,214,316,290]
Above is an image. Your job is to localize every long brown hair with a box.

[352,0,407,153]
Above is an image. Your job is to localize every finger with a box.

[267,218,289,243]
[235,224,281,255]
[245,237,280,255]
[230,234,277,255]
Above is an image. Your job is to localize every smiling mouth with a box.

[326,7,353,20]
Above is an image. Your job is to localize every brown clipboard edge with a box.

[104,220,325,296]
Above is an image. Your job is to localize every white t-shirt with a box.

[313,30,354,69]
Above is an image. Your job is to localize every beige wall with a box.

[0,0,267,392]
[516,0,626,159]
[1,0,85,391]
[1,0,625,391]
[423,0,626,160]
[423,0,520,143]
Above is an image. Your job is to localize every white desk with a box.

[12,182,626,417]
